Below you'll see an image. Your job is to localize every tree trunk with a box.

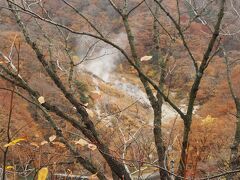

[229,105,240,179]
[152,4,169,179]
[123,12,168,179]
[153,105,169,179]
[177,123,191,178]
[7,4,132,179]
[152,2,161,65]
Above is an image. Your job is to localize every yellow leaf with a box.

[5,166,14,170]
[38,167,48,180]
[140,56,152,61]
[74,139,89,146]
[201,115,215,126]
[38,96,45,104]
[88,143,97,151]
[4,138,26,148]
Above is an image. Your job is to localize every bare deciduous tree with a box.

[0,0,228,179]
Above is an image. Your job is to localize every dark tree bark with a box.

[152,2,169,179]
[177,0,225,175]
[1,0,226,179]
[223,48,240,179]
[6,1,132,179]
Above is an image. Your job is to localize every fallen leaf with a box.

[38,96,45,104]
[38,167,48,180]
[49,135,56,142]
[140,56,152,61]
[201,115,215,126]
[5,166,14,170]
[74,139,89,146]
[4,138,26,148]
[40,141,48,146]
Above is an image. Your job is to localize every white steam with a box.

[77,34,196,122]
[78,33,126,82]
[113,80,150,106]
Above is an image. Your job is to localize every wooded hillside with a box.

[0,0,240,179]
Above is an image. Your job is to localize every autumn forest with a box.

[0,0,240,179]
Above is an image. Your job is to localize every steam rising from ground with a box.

[77,34,153,108]
[77,34,197,122]
[78,33,126,82]
[113,80,150,106]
